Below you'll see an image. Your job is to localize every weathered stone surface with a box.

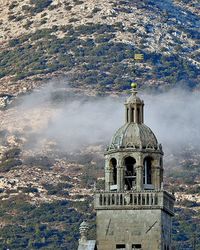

[95,89,175,250]
[78,240,96,250]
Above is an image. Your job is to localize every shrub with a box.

[18,187,38,193]
[24,156,55,170]
[3,148,21,159]
[43,182,71,196]
[28,0,53,14]
[74,0,84,5]
[23,20,33,29]
[0,159,22,172]
[8,15,16,21]
[69,18,79,23]
[9,1,18,10]
[92,7,101,14]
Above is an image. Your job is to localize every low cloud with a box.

[3,82,200,156]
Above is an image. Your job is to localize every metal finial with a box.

[131,83,137,96]
[131,83,137,89]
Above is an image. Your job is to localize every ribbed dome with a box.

[126,93,143,104]
[108,123,159,151]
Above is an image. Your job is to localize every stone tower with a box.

[94,87,175,250]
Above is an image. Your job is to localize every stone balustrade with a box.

[94,190,174,215]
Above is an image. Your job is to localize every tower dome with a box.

[108,123,158,151]
[107,86,161,153]
[104,85,164,192]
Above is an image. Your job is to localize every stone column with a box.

[125,105,128,123]
[160,168,164,186]
[117,165,124,191]
[154,166,161,190]
[136,165,143,191]
[105,168,112,191]
[134,103,137,123]
[139,105,143,124]
[141,103,144,123]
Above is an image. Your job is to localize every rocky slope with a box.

[0,1,200,248]
[0,0,199,95]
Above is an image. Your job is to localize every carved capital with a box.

[135,165,143,170]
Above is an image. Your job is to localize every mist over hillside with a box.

[0,1,200,249]
[2,82,199,158]
[1,83,200,249]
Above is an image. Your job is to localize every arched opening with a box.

[110,158,117,185]
[143,157,153,187]
[137,107,140,123]
[99,194,102,205]
[131,107,134,122]
[160,157,163,168]
[124,156,136,190]
[126,108,129,123]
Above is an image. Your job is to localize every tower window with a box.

[127,108,129,123]
[124,157,136,190]
[131,108,134,122]
[116,244,126,249]
[137,108,140,123]
[132,244,141,249]
[143,157,152,185]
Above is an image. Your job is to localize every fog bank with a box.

[7,83,200,154]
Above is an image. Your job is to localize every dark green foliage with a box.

[43,182,72,196]
[92,7,101,14]
[0,23,199,89]
[95,33,115,43]
[114,7,133,14]
[18,186,38,193]
[3,148,21,159]
[64,5,73,11]
[8,15,24,22]
[172,208,200,249]
[9,38,20,47]
[28,0,53,14]
[69,17,79,23]
[0,147,22,172]
[0,198,94,249]
[8,15,17,21]
[73,0,84,5]
[168,166,199,186]
[0,159,22,172]
[23,156,55,170]
[30,28,56,41]
[9,1,18,10]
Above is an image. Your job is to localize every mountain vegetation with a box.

[0,0,199,94]
[0,0,200,249]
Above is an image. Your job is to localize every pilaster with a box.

[135,165,143,191]
[154,166,161,190]
[117,165,124,191]
[105,168,113,191]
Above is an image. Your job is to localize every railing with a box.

[94,191,174,215]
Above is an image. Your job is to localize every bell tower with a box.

[94,85,175,250]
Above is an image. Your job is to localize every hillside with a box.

[0,1,200,249]
[0,84,200,249]
[0,0,200,95]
